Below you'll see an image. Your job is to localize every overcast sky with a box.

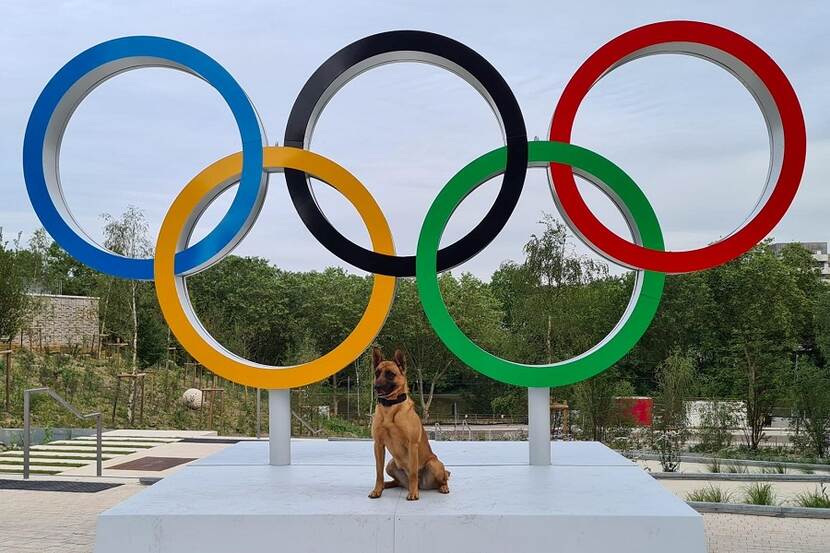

[1,0,828,281]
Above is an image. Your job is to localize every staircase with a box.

[0,435,178,475]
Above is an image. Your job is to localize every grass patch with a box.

[686,485,733,503]
[705,458,721,473]
[0,466,61,475]
[0,459,85,467]
[724,463,748,474]
[742,483,777,505]
[693,446,829,466]
[0,453,112,461]
[30,448,131,455]
[794,485,830,508]
[760,463,787,474]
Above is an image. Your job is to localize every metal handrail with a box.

[23,387,102,479]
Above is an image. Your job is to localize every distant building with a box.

[770,241,830,282]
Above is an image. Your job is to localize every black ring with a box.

[284,30,528,277]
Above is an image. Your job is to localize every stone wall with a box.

[13,294,100,351]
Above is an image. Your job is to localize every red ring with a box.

[549,20,806,273]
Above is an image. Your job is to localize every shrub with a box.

[790,362,830,458]
[725,463,748,474]
[743,483,777,505]
[696,401,740,452]
[760,463,787,474]
[794,485,830,508]
[706,458,722,473]
[686,485,733,503]
[321,416,369,438]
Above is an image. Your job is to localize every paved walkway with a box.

[0,480,141,552]
[704,513,830,553]
[1,482,828,552]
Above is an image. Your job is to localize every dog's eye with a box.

[385,371,394,379]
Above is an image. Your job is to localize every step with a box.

[0,451,118,461]
[31,445,137,455]
[0,458,86,467]
[49,440,157,448]
[76,436,177,443]
[0,465,65,475]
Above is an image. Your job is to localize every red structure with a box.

[615,397,653,427]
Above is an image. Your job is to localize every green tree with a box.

[790,361,830,458]
[0,230,31,344]
[101,207,151,423]
[379,273,505,421]
[713,243,808,449]
[652,350,696,471]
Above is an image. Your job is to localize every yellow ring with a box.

[154,146,396,388]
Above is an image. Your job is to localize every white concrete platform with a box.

[95,440,705,553]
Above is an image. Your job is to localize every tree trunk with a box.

[127,280,138,424]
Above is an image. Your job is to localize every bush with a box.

[743,483,776,505]
[686,485,732,503]
[790,363,830,458]
[651,351,695,471]
[320,417,369,438]
[760,463,787,474]
[706,458,721,473]
[724,463,748,474]
[696,401,739,452]
[490,391,525,419]
[794,485,830,508]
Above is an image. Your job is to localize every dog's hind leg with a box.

[420,458,450,493]
[385,459,407,488]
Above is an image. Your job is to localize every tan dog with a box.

[368,348,450,500]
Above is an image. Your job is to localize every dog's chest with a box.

[373,411,408,446]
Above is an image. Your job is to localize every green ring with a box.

[416,141,665,387]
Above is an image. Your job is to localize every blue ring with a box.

[23,36,265,280]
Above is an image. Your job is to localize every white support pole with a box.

[268,389,291,466]
[528,387,551,466]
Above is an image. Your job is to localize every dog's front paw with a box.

[406,491,419,501]
[438,484,450,494]
[368,489,383,499]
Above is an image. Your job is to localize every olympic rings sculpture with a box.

[23,21,806,389]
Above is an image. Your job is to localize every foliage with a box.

[686,485,733,503]
[760,463,787,474]
[572,369,626,442]
[695,401,741,453]
[0,230,32,341]
[742,483,777,505]
[794,485,830,508]
[705,458,721,473]
[379,274,505,421]
[490,390,527,419]
[320,417,370,438]
[651,351,695,471]
[724,462,748,474]
[5,217,830,445]
[789,361,830,458]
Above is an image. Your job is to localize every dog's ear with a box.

[394,349,406,373]
[372,347,384,368]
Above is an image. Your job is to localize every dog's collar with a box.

[377,393,407,407]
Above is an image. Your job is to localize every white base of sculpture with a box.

[94,440,705,553]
